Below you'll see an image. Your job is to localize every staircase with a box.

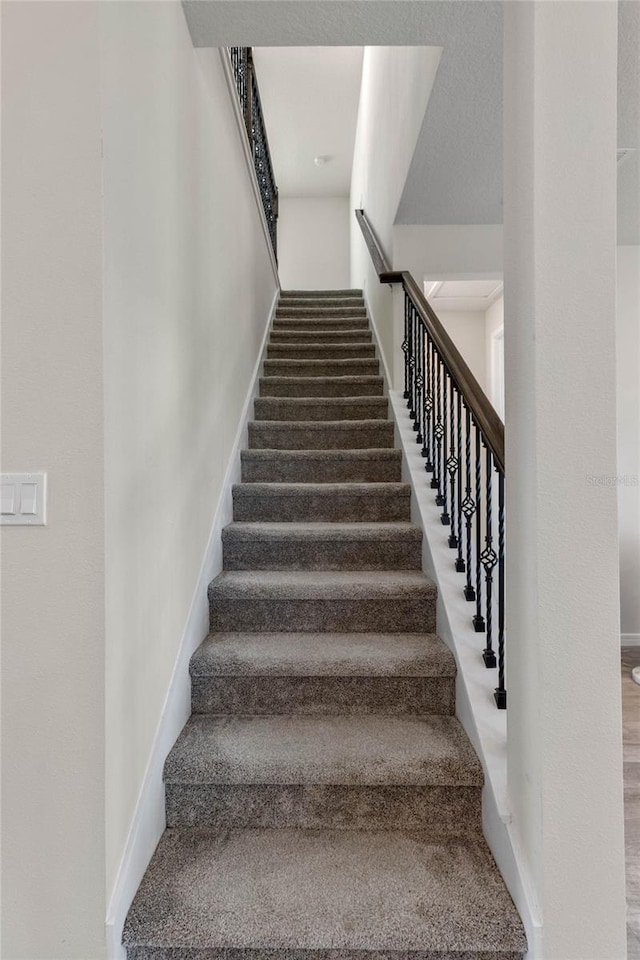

[123,290,526,960]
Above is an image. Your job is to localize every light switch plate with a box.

[0,473,47,525]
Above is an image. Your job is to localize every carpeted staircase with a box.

[124,290,526,959]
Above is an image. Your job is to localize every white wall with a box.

[485,296,505,416]
[394,225,503,279]
[616,246,640,638]
[1,4,106,957]
[100,2,279,904]
[350,46,441,373]
[436,311,488,393]
[278,197,350,289]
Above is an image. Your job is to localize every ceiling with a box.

[183,0,639,244]
[252,46,363,198]
[425,279,503,313]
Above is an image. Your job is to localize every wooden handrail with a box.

[355,208,505,475]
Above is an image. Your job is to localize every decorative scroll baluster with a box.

[454,391,465,572]
[228,47,278,260]
[473,426,485,632]
[354,208,507,710]
[432,355,443,493]
[424,335,433,468]
[416,321,425,445]
[462,407,476,600]
[481,449,498,668]
[495,470,506,708]
[446,377,458,545]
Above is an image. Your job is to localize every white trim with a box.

[622,634,640,646]
[218,48,279,283]
[386,389,542,960]
[105,288,279,960]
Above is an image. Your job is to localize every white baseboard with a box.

[622,634,640,646]
[105,287,279,960]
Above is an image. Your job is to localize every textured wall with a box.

[278,197,350,290]
[1,4,106,957]
[100,4,279,900]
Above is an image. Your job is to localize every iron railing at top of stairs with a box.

[228,47,279,261]
[356,208,507,710]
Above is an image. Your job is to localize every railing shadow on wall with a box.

[228,47,279,260]
[356,209,507,709]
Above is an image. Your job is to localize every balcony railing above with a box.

[228,47,279,260]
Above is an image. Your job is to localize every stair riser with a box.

[267,344,376,360]
[166,783,480,834]
[128,948,524,960]
[254,398,388,421]
[270,330,372,342]
[259,377,384,398]
[241,454,401,484]
[281,288,362,298]
[208,598,436,633]
[264,360,379,377]
[191,675,454,716]
[222,537,422,571]
[232,492,411,523]
[248,422,394,450]
[279,298,365,310]
[273,318,369,330]
[276,308,367,319]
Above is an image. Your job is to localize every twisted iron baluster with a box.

[446,376,458,545]
[416,321,425,445]
[411,303,419,432]
[463,407,476,600]
[495,469,506,707]
[402,293,410,400]
[439,368,450,524]
[432,353,443,492]
[423,333,432,466]
[454,391,465,571]
[481,448,498,668]
[473,425,485,632]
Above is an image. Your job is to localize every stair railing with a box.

[356,209,507,709]
[228,47,279,260]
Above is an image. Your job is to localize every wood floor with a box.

[623,646,640,959]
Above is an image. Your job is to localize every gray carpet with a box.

[124,290,526,958]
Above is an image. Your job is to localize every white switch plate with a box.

[0,473,47,525]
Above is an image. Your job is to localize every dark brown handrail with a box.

[355,208,504,475]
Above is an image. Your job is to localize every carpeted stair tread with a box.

[263,358,379,377]
[190,631,456,679]
[123,829,526,957]
[164,715,483,786]
[280,288,363,297]
[223,521,421,543]
[259,375,384,397]
[267,341,376,357]
[208,569,436,602]
[241,448,401,483]
[270,328,372,341]
[273,317,369,329]
[254,396,388,421]
[276,306,367,318]
[248,420,394,450]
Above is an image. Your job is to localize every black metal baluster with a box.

[423,333,433,468]
[481,449,498,668]
[439,367,450,524]
[432,351,443,492]
[473,425,485,632]
[407,305,415,417]
[462,407,476,600]
[402,293,410,400]
[416,321,424,445]
[447,377,458,546]
[454,391,465,571]
[411,304,419,433]
[495,469,506,708]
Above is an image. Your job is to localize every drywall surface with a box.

[485,296,504,415]
[504,3,626,956]
[350,46,441,375]
[393,224,503,279]
[100,2,278,902]
[616,246,640,637]
[278,197,350,289]
[1,3,106,957]
[435,311,487,393]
